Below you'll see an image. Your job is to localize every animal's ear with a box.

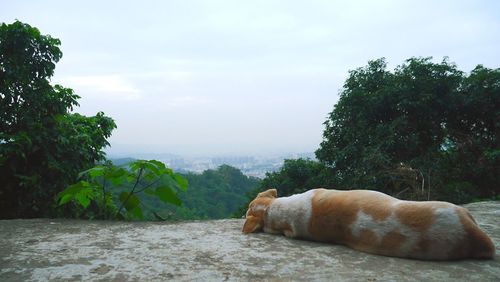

[258,188,277,198]
[242,216,263,233]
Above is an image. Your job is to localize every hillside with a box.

[0,201,498,281]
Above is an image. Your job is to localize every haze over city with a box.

[2,0,499,156]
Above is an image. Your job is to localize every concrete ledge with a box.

[1,202,499,281]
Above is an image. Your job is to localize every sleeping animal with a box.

[243,188,495,260]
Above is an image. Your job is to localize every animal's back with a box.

[307,189,495,260]
[308,189,398,243]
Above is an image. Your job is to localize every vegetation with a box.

[0,21,116,219]
[133,165,259,220]
[316,58,499,203]
[178,165,260,219]
[67,159,259,221]
[57,160,188,220]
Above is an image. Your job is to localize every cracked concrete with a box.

[1,201,499,281]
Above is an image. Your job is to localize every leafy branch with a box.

[57,160,188,220]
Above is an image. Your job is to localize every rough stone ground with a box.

[1,202,499,281]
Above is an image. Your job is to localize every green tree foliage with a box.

[316,57,499,203]
[57,160,187,220]
[0,21,116,218]
[174,165,260,219]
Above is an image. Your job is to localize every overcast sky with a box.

[2,0,499,156]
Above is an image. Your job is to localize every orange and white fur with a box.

[243,188,495,260]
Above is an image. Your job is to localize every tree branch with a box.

[116,167,143,216]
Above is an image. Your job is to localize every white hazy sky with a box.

[2,0,499,156]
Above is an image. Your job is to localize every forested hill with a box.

[122,164,260,220]
[179,165,260,219]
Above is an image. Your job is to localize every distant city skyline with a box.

[108,152,316,178]
[2,1,499,155]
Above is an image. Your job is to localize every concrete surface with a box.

[1,202,499,281]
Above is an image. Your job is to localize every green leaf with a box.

[129,160,146,173]
[58,181,91,206]
[58,194,73,205]
[119,192,128,203]
[107,167,128,186]
[126,175,136,183]
[149,160,174,175]
[144,188,156,196]
[79,166,106,179]
[129,206,144,219]
[75,191,92,208]
[148,160,166,170]
[58,181,95,208]
[143,172,156,182]
[59,181,87,197]
[156,186,182,206]
[174,174,188,191]
[110,175,127,186]
[106,166,127,177]
[88,166,107,178]
[142,161,161,176]
[119,192,140,211]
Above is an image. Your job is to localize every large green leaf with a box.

[58,181,95,208]
[156,186,182,206]
[141,161,161,176]
[78,166,106,179]
[58,181,87,199]
[143,171,157,182]
[129,206,144,219]
[58,194,73,205]
[144,188,156,196]
[129,160,146,173]
[107,167,128,186]
[148,160,166,170]
[119,192,140,211]
[148,160,173,175]
[174,174,188,191]
[74,189,93,208]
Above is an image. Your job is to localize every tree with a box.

[175,165,260,219]
[0,21,116,218]
[442,65,500,202]
[260,158,335,197]
[316,57,499,203]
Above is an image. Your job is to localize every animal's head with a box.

[242,188,277,234]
